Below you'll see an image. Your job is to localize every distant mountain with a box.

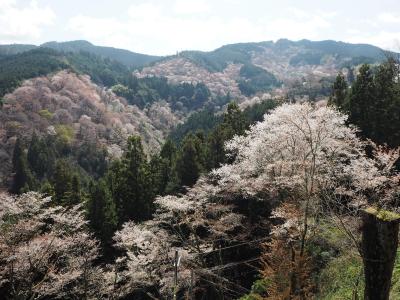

[0,47,131,97]
[41,40,161,67]
[166,39,387,73]
[0,38,396,186]
[0,44,36,58]
[0,38,395,102]
[137,39,393,101]
[0,40,162,68]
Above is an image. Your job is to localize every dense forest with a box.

[0,35,399,299]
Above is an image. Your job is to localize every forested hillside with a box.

[0,36,399,299]
[0,40,161,67]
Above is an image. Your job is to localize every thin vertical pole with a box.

[174,250,178,300]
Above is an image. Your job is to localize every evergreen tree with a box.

[347,67,355,84]
[111,136,154,223]
[87,180,117,243]
[40,180,54,197]
[332,59,400,148]
[328,72,348,108]
[28,133,57,179]
[53,159,72,204]
[207,126,227,169]
[11,138,34,194]
[149,154,164,196]
[372,58,400,147]
[68,174,82,204]
[223,102,246,136]
[177,133,205,187]
[206,102,246,169]
[347,64,376,139]
[159,140,179,194]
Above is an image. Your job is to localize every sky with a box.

[0,0,399,56]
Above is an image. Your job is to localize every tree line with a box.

[329,57,400,148]
[10,101,276,249]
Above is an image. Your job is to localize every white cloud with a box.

[173,0,210,15]
[378,12,400,24]
[346,31,400,51]
[66,4,335,55]
[0,0,55,43]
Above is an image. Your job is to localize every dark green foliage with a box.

[69,174,82,205]
[26,133,107,184]
[347,67,355,84]
[0,44,36,56]
[332,59,400,147]
[242,99,278,123]
[176,133,205,187]
[328,72,348,108]
[169,108,222,143]
[11,138,35,194]
[0,47,133,97]
[347,64,375,138]
[27,133,56,179]
[41,40,161,68]
[179,43,260,72]
[223,102,247,134]
[87,179,117,243]
[66,51,130,87]
[0,48,68,96]
[238,64,280,96]
[76,143,108,178]
[155,140,179,195]
[112,77,212,110]
[108,136,154,223]
[206,102,246,169]
[53,159,73,204]
[168,100,277,174]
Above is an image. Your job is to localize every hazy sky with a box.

[0,0,399,55]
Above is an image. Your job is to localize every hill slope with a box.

[137,39,391,101]
[41,40,161,67]
[0,40,162,68]
[0,70,180,185]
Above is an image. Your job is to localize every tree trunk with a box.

[362,208,400,300]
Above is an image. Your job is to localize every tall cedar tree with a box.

[328,72,348,109]
[207,102,246,168]
[11,138,34,194]
[334,60,400,148]
[159,139,179,194]
[347,64,376,141]
[27,133,56,179]
[87,179,117,244]
[177,133,205,187]
[53,159,72,204]
[111,136,154,223]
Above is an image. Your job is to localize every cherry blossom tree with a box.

[0,192,105,299]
